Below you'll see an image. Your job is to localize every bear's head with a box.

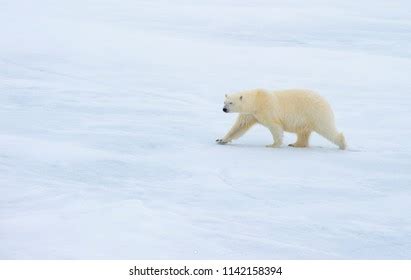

[222,93,244,113]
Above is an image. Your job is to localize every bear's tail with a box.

[338,132,347,150]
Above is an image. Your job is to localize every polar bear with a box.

[216,89,346,149]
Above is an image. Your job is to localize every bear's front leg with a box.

[216,138,229,144]
[216,114,257,145]
[265,124,283,148]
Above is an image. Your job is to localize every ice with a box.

[0,0,410,259]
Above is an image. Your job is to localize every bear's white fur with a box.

[216,89,346,149]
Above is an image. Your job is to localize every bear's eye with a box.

[229,102,233,105]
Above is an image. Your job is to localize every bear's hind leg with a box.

[289,130,311,148]
[315,126,346,150]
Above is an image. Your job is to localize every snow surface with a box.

[1,0,411,259]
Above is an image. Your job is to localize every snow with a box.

[1,0,411,259]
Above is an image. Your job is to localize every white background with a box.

[1,260,411,280]
[1,0,411,259]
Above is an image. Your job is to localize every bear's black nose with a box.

[223,108,228,112]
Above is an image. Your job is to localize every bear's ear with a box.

[225,94,228,98]
[240,95,243,101]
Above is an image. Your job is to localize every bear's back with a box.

[272,89,333,130]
